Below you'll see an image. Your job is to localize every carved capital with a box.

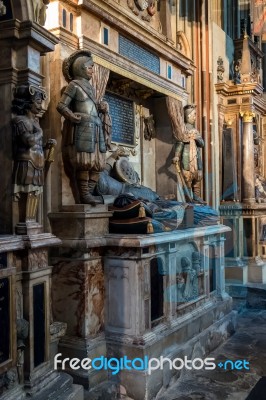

[240,111,255,123]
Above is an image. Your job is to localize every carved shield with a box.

[135,0,149,10]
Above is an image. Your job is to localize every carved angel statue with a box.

[167,99,205,204]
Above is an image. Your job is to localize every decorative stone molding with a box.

[176,31,191,58]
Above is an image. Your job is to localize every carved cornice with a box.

[215,81,263,97]
[220,203,266,216]
[80,36,187,101]
[78,0,194,75]
[50,0,79,9]
[49,26,79,48]
[0,20,59,52]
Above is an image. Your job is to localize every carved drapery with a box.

[166,96,186,141]
[91,63,110,102]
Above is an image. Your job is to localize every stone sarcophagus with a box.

[104,225,235,400]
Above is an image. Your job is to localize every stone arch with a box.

[176,30,192,59]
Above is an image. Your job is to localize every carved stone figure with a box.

[180,256,198,301]
[17,318,29,384]
[57,50,111,205]
[144,114,156,141]
[12,84,56,225]
[217,56,225,82]
[172,105,205,203]
[96,150,159,201]
[32,0,50,26]
[0,1,6,16]
[233,59,242,84]
[127,0,157,20]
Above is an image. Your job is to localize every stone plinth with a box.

[49,204,113,240]
[49,205,113,388]
[220,203,266,284]
[103,225,235,400]
[0,233,82,400]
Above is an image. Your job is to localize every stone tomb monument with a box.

[48,50,235,400]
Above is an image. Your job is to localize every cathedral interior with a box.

[0,1,266,399]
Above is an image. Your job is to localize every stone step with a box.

[30,373,83,400]
[226,283,266,309]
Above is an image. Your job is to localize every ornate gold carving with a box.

[224,116,234,127]
[240,111,255,123]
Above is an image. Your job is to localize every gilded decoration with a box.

[240,111,256,123]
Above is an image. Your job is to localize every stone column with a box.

[49,204,113,388]
[241,111,255,203]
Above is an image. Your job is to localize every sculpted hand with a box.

[188,129,200,140]
[172,157,181,172]
[69,113,81,123]
[111,148,125,160]
[46,138,57,147]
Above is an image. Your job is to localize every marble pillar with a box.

[241,110,255,204]
[49,204,113,388]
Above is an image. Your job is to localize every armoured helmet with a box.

[62,50,93,82]
[72,56,93,79]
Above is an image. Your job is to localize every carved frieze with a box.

[127,0,157,21]
[26,249,48,271]
[217,56,225,82]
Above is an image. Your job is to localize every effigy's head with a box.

[184,104,196,124]
[72,55,94,80]
[63,50,94,82]
[12,84,46,115]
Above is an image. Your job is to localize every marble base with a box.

[248,257,266,283]
[15,221,43,235]
[106,299,235,400]
[0,385,26,400]
[220,202,266,284]
[57,334,108,389]
[52,257,104,337]
[225,263,248,284]
[225,258,266,284]
[27,372,83,400]
[49,204,113,240]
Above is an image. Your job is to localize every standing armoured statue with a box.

[172,105,204,203]
[12,84,56,225]
[57,50,111,205]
